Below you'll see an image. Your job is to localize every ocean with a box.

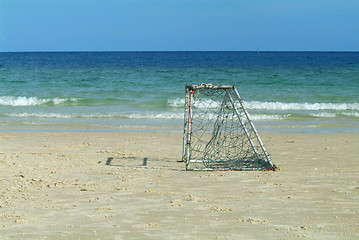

[0,51,358,133]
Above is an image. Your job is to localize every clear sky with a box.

[1,0,358,52]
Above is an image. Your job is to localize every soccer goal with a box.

[182,83,275,171]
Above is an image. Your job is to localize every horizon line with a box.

[1,50,359,53]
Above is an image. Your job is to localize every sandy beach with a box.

[0,131,358,239]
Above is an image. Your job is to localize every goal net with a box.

[182,84,275,171]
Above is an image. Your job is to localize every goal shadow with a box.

[105,156,148,167]
[104,156,184,171]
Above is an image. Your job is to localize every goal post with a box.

[182,83,275,171]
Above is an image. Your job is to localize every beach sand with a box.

[0,132,358,239]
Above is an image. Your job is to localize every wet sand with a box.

[0,132,358,239]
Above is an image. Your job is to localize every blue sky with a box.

[1,0,358,51]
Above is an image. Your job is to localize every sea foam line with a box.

[310,112,337,118]
[342,112,359,118]
[6,112,184,120]
[5,112,287,121]
[168,99,359,111]
[6,112,118,119]
[0,96,80,106]
[245,101,359,111]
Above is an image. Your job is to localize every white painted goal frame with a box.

[182,84,275,171]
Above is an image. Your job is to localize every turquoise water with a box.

[0,51,358,132]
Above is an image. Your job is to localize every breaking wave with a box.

[168,98,359,111]
[245,101,359,111]
[0,96,81,106]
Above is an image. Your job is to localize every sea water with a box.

[0,51,358,133]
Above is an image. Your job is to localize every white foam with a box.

[126,112,285,121]
[168,98,185,108]
[245,101,359,111]
[8,112,74,118]
[342,112,359,118]
[249,114,287,121]
[168,98,225,109]
[126,112,183,119]
[169,98,359,111]
[310,112,337,118]
[0,96,80,106]
[6,112,184,120]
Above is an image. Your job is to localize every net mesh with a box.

[183,84,274,171]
